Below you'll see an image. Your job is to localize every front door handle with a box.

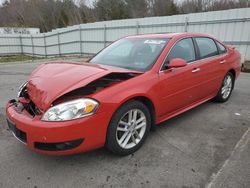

[220,60,227,64]
[192,68,201,73]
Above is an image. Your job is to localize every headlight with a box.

[41,98,99,121]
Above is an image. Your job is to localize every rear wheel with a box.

[106,100,151,155]
[213,72,234,103]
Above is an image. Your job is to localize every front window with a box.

[90,38,169,71]
[165,38,196,64]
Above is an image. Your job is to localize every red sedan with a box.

[6,33,241,155]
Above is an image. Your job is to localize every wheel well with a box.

[131,96,156,128]
[105,96,156,147]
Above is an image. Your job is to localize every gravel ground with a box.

[0,59,249,188]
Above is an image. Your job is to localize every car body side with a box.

[90,33,241,127]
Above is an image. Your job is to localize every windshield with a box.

[90,38,169,71]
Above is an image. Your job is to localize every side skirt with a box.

[156,94,216,125]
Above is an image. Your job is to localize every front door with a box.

[157,37,202,117]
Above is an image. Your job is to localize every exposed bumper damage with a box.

[6,98,111,155]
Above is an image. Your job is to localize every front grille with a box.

[7,119,27,143]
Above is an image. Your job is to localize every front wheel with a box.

[106,100,151,155]
[213,72,234,103]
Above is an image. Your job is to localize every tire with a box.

[213,72,234,103]
[105,100,151,156]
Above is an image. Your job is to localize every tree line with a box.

[0,0,249,33]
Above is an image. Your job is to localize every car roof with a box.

[126,32,213,39]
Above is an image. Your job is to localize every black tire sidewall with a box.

[215,72,234,102]
[105,100,151,155]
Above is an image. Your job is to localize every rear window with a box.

[195,37,219,59]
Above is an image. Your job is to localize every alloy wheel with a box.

[116,109,147,149]
[221,75,233,99]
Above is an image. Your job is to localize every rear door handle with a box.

[192,68,201,73]
[220,60,227,64]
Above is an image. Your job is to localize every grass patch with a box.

[0,55,44,63]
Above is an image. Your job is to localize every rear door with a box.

[215,40,230,75]
[192,37,227,100]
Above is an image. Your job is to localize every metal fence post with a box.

[79,25,83,55]
[184,16,189,32]
[104,24,107,47]
[19,35,23,55]
[136,21,139,35]
[43,34,47,57]
[57,32,61,56]
[31,35,34,57]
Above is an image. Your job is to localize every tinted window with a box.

[216,41,227,54]
[166,38,196,64]
[195,37,218,59]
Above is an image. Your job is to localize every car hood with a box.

[26,62,141,111]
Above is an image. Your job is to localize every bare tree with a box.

[94,0,129,21]
[125,0,149,18]
[179,0,250,13]
[147,0,178,16]
[0,0,249,32]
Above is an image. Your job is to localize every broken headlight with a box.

[41,98,99,121]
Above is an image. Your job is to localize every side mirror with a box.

[168,58,187,68]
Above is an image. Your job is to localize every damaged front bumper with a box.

[6,99,110,155]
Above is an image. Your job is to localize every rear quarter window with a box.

[195,37,219,59]
[216,41,227,54]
